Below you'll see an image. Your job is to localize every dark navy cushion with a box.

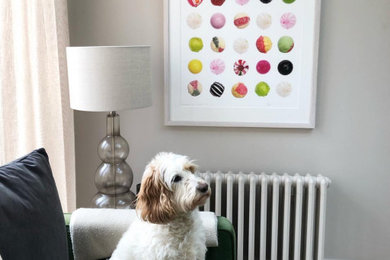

[0,148,68,260]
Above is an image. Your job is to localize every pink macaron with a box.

[210,13,226,29]
[235,0,249,5]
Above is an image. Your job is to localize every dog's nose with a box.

[196,183,209,193]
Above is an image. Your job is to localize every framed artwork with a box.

[164,0,321,128]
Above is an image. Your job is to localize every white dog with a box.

[110,152,211,260]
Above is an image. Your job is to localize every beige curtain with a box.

[0,0,76,212]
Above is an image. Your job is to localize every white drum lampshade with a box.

[66,46,152,209]
[66,46,152,112]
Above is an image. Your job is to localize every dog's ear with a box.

[136,166,176,224]
[184,161,197,173]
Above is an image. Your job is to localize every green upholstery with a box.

[205,216,236,260]
[64,213,74,260]
[64,213,236,260]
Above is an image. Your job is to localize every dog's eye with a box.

[172,175,182,183]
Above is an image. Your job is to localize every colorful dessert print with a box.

[260,0,272,3]
[210,59,225,75]
[211,0,225,6]
[278,60,293,75]
[283,0,295,3]
[210,13,226,29]
[256,13,272,30]
[235,0,249,5]
[255,82,270,97]
[256,60,271,74]
[188,0,203,7]
[188,59,203,74]
[278,36,294,53]
[233,60,249,76]
[234,38,249,54]
[276,82,292,97]
[280,13,296,29]
[210,82,225,97]
[189,37,203,52]
[210,37,225,53]
[256,36,272,53]
[187,80,203,96]
[187,13,202,29]
[232,83,248,98]
[234,13,250,29]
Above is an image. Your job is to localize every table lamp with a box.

[66,46,151,208]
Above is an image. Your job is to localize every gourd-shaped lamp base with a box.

[91,111,136,208]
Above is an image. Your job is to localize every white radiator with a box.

[198,172,331,260]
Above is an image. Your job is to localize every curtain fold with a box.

[0,0,76,212]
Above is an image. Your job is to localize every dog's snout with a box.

[196,183,209,193]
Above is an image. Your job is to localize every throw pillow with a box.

[0,148,68,260]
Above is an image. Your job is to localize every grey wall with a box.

[67,0,390,259]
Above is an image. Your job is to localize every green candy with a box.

[278,36,294,53]
[189,37,203,52]
[283,0,295,3]
[255,82,270,97]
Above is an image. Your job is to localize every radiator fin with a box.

[198,172,330,260]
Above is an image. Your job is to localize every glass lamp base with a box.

[91,191,136,209]
[92,111,136,209]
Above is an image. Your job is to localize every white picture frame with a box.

[164,0,321,128]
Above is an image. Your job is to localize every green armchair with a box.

[64,213,236,260]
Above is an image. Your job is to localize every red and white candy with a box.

[188,0,203,7]
[234,13,250,29]
[234,59,249,76]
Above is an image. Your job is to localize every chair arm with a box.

[64,213,74,260]
[64,213,236,260]
[206,216,236,260]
